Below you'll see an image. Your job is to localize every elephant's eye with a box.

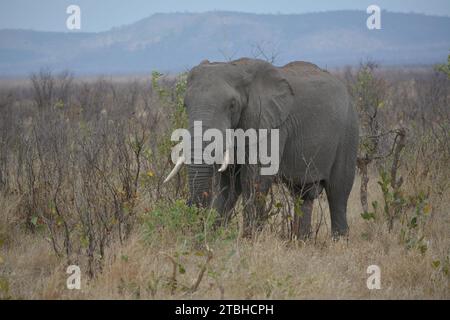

[230,99,237,110]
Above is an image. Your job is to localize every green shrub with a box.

[142,200,220,247]
[399,192,431,254]
[362,167,431,254]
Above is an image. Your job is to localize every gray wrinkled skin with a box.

[183,58,359,239]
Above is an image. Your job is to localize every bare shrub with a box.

[0,60,448,293]
[1,71,190,276]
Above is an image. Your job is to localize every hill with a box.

[0,11,449,75]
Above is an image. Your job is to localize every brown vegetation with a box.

[0,62,448,299]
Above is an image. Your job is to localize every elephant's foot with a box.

[331,228,349,242]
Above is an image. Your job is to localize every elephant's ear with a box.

[242,65,294,129]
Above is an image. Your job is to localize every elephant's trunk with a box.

[187,164,213,207]
[187,123,215,207]
[165,118,229,208]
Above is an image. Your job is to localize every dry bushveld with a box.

[0,61,449,299]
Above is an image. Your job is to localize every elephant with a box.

[164,58,359,239]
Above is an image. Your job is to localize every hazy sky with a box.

[1,0,449,32]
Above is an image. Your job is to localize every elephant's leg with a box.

[290,183,322,240]
[292,197,313,240]
[241,166,272,238]
[325,184,349,239]
[242,189,271,238]
[325,154,355,239]
[213,165,242,225]
[221,187,241,223]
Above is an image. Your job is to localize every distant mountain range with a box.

[0,11,449,76]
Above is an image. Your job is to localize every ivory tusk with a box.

[218,149,231,172]
[163,156,185,183]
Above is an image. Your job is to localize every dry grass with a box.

[1,173,448,300]
[0,66,448,300]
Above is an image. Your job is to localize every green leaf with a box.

[418,244,428,255]
[30,216,38,226]
[410,217,417,228]
[361,211,376,221]
[432,260,441,269]
[371,201,378,210]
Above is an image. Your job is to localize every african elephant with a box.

[164,58,359,239]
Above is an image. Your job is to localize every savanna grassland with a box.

[0,60,449,299]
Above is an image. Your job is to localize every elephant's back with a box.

[280,61,349,113]
[280,60,343,92]
[280,61,350,116]
[278,61,354,181]
[281,61,327,77]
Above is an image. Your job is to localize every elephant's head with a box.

[164,58,294,207]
